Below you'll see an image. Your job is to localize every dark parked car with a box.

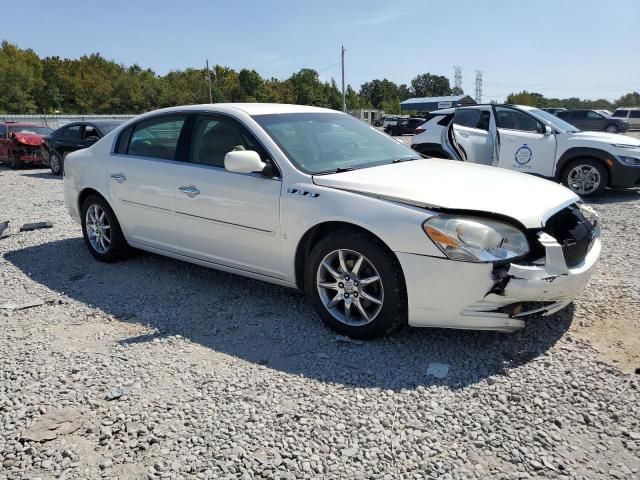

[0,122,53,169]
[540,107,567,115]
[384,117,425,136]
[43,120,124,175]
[556,109,630,134]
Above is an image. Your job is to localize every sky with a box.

[3,0,639,102]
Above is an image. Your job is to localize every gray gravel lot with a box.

[0,161,639,479]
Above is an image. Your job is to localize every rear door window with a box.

[127,115,186,160]
[630,111,640,119]
[0,124,5,138]
[454,109,485,130]
[62,125,82,139]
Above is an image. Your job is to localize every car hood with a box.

[570,131,639,145]
[12,133,44,146]
[312,159,579,228]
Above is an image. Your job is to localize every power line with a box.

[341,45,346,112]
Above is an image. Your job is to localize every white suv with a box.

[612,107,640,130]
[411,104,640,196]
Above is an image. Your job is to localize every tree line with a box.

[0,41,460,115]
[2,41,637,115]
[505,90,639,111]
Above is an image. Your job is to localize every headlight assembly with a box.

[423,215,530,262]
[618,156,640,167]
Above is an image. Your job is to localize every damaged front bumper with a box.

[397,232,601,332]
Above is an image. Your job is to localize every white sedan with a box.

[64,104,601,339]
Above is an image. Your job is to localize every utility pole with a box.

[475,70,483,103]
[205,59,213,103]
[341,45,346,112]
[453,66,462,92]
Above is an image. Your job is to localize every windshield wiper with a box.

[314,166,355,175]
[391,157,421,164]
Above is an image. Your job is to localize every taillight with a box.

[414,127,426,134]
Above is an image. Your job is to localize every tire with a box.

[304,229,407,339]
[604,124,619,134]
[9,152,23,170]
[561,158,608,197]
[49,151,63,175]
[80,195,130,262]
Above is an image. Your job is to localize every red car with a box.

[0,122,53,169]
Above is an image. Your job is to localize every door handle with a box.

[179,185,200,197]
[110,173,126,183]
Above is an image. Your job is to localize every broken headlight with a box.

[577,203,601,237]
[423,215,529,263]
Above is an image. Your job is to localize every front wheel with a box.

[49,151,63,175]
[604,124,619,134]
[9,152,23,170]
[305,230,407,339]
[80,195,130,262]
[561,158,608,197]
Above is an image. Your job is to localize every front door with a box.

[451,107,496,165]
[494,106,557,177]
[106,114,188,252]
[175,114,283,278]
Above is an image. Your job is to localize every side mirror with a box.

[224,149,266,174]
[543,125,553,135]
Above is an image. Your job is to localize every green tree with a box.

[410,73,452,98]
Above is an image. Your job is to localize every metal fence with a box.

[0,114,135,130]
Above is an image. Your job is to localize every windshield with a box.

[8,126,53,136]
[527,108,580,133]
[253,112,420,174]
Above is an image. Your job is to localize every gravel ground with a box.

[0,162,639,480]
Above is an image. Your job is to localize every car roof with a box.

[155,103,337,116]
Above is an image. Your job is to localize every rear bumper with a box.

[398,234,601,332]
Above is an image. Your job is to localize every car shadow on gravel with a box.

[588,188,640,205]
[18,171,59,180]
[6,238,574,390]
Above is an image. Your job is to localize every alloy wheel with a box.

[605,125,618,133]
[316,249,384,326]
[50,153,60,174]
[567,165,601,195]
[85,204,111,254]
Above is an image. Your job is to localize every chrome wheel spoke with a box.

[327,292,342,309]
[353,299,369,323]
[338,250,348,274]
[344,301,353,323]
[318,280,338,289]
[359,275,380,286]
[351,255,364,275]
[322,261,341,280]
[360,290,382,305]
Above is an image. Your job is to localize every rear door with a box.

[628,110,640,129]
[494,106,556,177]
[107,114,189,252]
[450,107,496,165]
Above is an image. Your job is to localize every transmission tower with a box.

[474,70,483,103]
[453,66,462,91]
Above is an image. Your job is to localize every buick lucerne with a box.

[64,104,601,339]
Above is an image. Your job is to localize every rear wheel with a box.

[562,158,608,197]
[305,230,407,339]
[605,124,619,134]
[80,195,130,262]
